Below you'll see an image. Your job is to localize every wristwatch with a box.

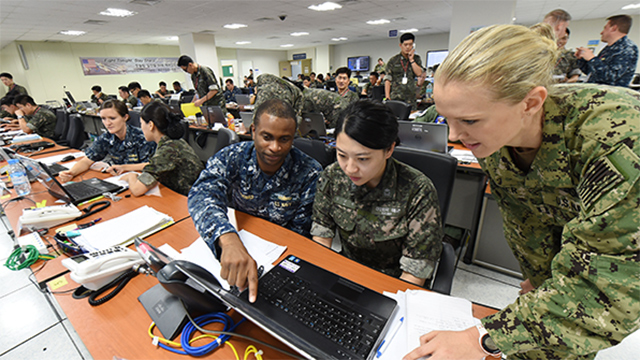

[476,324,502,356]
[17,115,24,119]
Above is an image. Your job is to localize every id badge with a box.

[402,76,408,85]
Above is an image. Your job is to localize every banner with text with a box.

[80,57,180,76]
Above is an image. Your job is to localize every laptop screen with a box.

[15,156,74,203]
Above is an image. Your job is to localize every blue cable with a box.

[157,312,246,356]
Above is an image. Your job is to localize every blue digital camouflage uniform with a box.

[84,124,156,165]
[554,48,582,80]
[311,158,443,279]
[385,53,423,110]
[577,36,639,87]
[25,106,56,138]
[137,136,204,196]
[301,88,352,128]
[188,141,322,257]
[192,64,225,108]
[478,84,640,360]
[223,86,242,103]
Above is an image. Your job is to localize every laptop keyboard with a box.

[65,181,100,198]
[259,271,383,358]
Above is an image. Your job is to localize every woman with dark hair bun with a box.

[109,101,203,196]
[310,100,443,286]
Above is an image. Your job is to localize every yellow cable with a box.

[147,322,241,360]
[244,344,263,360]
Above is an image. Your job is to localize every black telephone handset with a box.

[157,260,227,315]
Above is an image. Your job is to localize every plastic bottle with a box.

[227,114,235,131]
[8,159,31,196]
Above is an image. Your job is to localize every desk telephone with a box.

[62,245,144,290]
[19,204,83,229]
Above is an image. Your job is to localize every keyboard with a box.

[65,181,100,198]
[259,271,383,358]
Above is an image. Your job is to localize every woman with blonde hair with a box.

[404,24,640,360]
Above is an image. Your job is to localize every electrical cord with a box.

[87,269,139,306]
[4,244,55,270]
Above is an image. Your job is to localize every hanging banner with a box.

[80,57,180,76]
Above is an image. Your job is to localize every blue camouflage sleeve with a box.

[578,46,639,86]
[139,141,157,163]
[187,148,238,257]
[285,158,322,238]
[84,134,109,162]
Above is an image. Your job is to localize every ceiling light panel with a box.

[308,2,342,11]
[366,19,390,25]
[99,8,137,17]
[223,23,248,29]
[622,2,640,9]
[59,30,86,36]
[290,32,309,36]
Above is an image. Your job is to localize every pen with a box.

[376,317,404,358]
[78,195,104,207]
[76,218,102,229]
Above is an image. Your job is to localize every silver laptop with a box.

[239,112,254,129]
[235,94,251,105]
[174,255,398,360]
[397,120,449,153]
[299,112,327,137]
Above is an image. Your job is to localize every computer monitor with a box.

[347,56,370,72]
[65,91,77,104]
[426,50,449,69]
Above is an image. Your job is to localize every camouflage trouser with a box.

[508,349,597,360]
[390,87,417,111]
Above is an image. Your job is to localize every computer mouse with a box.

[157,260,227,314]
[61,155,75,162]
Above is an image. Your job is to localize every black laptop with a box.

[235,94,251,105]
[176,254,398,360]
[397,120,449,154]
[200,106,227,127]
[299,112,327,137]
[19,157,123,205]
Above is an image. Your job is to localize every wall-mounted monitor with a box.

[347,56,370,72]
[426,50,449,69]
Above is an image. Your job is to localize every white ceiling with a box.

[1,0,639,50]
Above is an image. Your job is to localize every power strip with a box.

[18,233,48,255]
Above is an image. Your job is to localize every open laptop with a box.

[200,106,226,127]
[235,94,251,105]
[175,254,398,360]
[19,157,123,205]
[168,104,185,118]
[397,120,449,154]
[239,112,254,129]
[14,154,67,177]
[299,112,327,137]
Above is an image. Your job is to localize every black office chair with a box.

[385,100,412,120]
[371,85,385,102]
[213,128,240,154]
[391,147,458,294]
[128,110,141,128]
[293,138,336,169]
[66,114,88,150]
[54,108,69,142]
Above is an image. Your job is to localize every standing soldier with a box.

[177,55,225,110]
[384,33,423,110]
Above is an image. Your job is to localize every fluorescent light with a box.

[366,19,390,25]
[331,37,348,41]
[99,8,136,17]
[399,28,418,33]
[235,41,251,45]
[59,30,86,36]
[290,32,309,37]
[622,2,640,9]
[280,44,294,48]
[308,2,342,11]
[167,36,178,41]
[223,23,247,29]
[512,17,517,21]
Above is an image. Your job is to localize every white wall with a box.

[0,41,183,104]
[331,33,450,72]
[565,15,640,71]
[236,48,288,77]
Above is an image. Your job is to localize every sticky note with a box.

[47,275,68,291]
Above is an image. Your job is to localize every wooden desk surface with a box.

[44,212,498,360]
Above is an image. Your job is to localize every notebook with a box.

[397,121,449,154]
[20,157,123,205]
[235,94,251,105]
[299,112,327,137]
[176,254,398,360]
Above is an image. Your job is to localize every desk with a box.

[38,213,498,359]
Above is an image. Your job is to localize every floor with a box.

[1,216,638,359]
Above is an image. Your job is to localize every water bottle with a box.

[426,82,433,99]
[8,159,31,196]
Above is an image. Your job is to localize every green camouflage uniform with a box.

[124,95,138,108]
[192,64,225,109]
[137,136,204,196]
[340,88,360,104]
[301,88,351,128]
[311,158,443,279]
[554,48,582,80]
[91,92,109,105]
[413,106,445,124]
[6,84,28,97]
[374,64,385,73]
[25,106,56,138]
[310,79,322,89]
[385,53,422,110]
[254,74,304,121]
[479,84,640,360]
[0,109,16,119]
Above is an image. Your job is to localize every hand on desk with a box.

[218,232,259,303]
[58,170,75,183]
[107,164,126,175]
[403,326,488,360]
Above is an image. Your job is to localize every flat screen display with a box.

[426,50,449,68]
[347,56,370,72]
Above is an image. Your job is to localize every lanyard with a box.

[400,56,409,74]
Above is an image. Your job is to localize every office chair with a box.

[371,86,385,102]
[391,147,458,295]
[213,128,240,154]
[66,114,88,150]
[128,110,141,128]
[293,138,336,169]
[54,108,69,142]
[385,100,412,120]
[630,73,640,92]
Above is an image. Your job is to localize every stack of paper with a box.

[72,205,174,251]
[377,289,480,359]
